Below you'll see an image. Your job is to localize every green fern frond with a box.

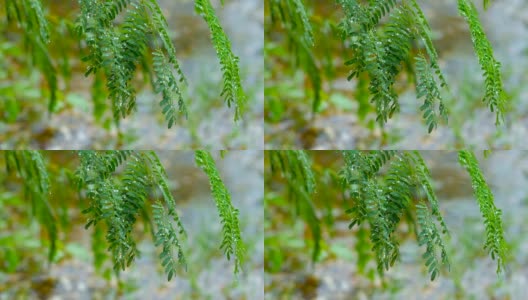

[341,151,391,272]
[74,0,248,125]
[295,34,322,113]
[409,0,448,88]
[152,201,187,281]
[110,4,150,119]
[144,152,188,280]
[415,55,448,133]
[285,0,314,45]
[457,0,507,125]
[77,150,188,278]
[340,151,450,277]
[458,150,508,273]
[416,202,449,281]
[411,152,449,235]
[341,151,370,228]
[342,4,416,124]
[363,0,398,31]
[104,0,133,21]
[78,151,137,272]
[195,0,247,121]
[367,150,397,174]
[195,150,245,274]
[143,0,187,85]
[268,0,508,131]
[268,0,314,48]
[152,49,187,128]
[5,151,57,262]
[78,0,187,123]
[292,0,314,45]
[382,153,413,230]
[2,151,245,282]
[364,178,398,273]
[145,151,186,238]
[342,151,404,273]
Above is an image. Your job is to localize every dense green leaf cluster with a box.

[338,0,451,127]
[77,151,187,278]
[341,150,449,279]
[265,150,508,281]
[76,0,187,125]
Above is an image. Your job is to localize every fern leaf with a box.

[411,151,449,235]
[269,150,316,195]
[145,151,186,237]
[77,0,193,126]
[365,179,398,273]
[139,151,188,280]
[77,150,189,278]
[415,55,448,133]
[144,0,187,85]
[152,201,187,281]
[364,0,398,31]
[342,4,416,124]
[458,150,508,273]
[340,150,451,276]
[342,151,403,272]
[195,150,245,273]
[78,151,137,272]
[458,0,507,125]
[416,202,449,281]
[152,49,187,128]
[195,0,247,121]
[383,152,414,234]
[409,0,448,89]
